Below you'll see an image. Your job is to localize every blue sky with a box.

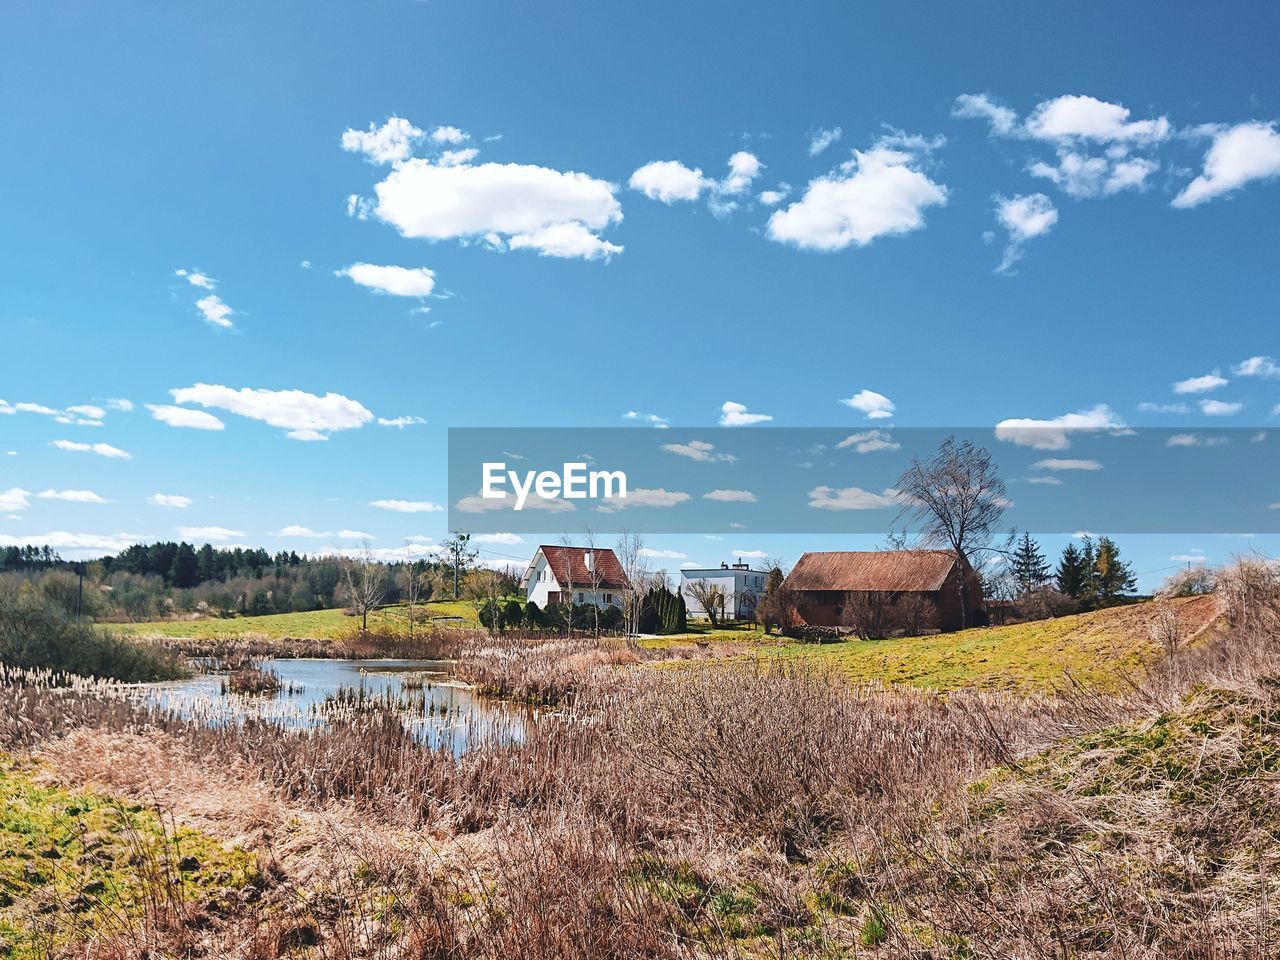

[2,1,1279,587]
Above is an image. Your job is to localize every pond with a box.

[138,658,525,754]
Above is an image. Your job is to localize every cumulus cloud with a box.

[105,399,134,412]
[595,487,691,512]
[995,404,1124,450]
[337,263,436,298]
[840,389,895,420]
[149,494,192,508]
[628,160,709,203]
[720,151,763,195]
[364,153,623,260]
[1138,401,1190,414]
[1173,371,1228,394]
[623,410,669,427]
[1200,398,1243,416]
[1173,122,1280,208]
[473,532,524,545]
[808,485,902,510]
[1234,356,1280,378]
[1167,433,1228,447]
[194,294,234,329]
[994,193,1058,273]
[661,440,736,463]
[1028,153,1157,198]
[178,526,244,542]
[757,186,790,206]
[2,399,110,427]
[640,547,688,559]
[719,401,772,427]
[175,268,215,290]
[168,384,374,441]
[0,488,31,513]
[430,125,468,145]
[835,429,900,453]
[1022,95,1170,145]
[369,499,444,513]
[37,489,109,503]
[454,490,575,513]
[0,531,146,554]
[271,525,370,539]
[147,404,226,431]
[808,127,843,156]
[51,440,131,459]
[341,116,425,164]
[767,134,947,250]
[702,489,757,502]
[951,93,1018,136]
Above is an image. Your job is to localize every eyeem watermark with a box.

[482,461,627,511]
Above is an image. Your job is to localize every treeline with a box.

[0,541,471,623]
[1001,533,1139,617]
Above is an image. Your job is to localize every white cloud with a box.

[1032,458,1102,471]
[1138,402,1189,414]
[596,487,691,512]
[337,263,436,298]
[271,525,370,539]
[430,125,468,145]
[37,489,109,503]
[51,440,131,459]
[727,549,769,560]
[149,494,192,508]
[767,135,948,250]
[195,294,234,329]
[995,404,1124,450]
[719,401,772,427]
[720,151,762,195]
[473,532,524,545]
[105,399,134,412]
[175,268,216,290]
[370,499,444,513]
[757,186,790,206]
[661,439,736,463]
[1173,371,1228,394]
[439,147,479,167]
[840,389,895,420]
[1022,95,1170,145]
[178,525,244,542]
[1029,152,1157,199]
[808,485,902,510]
[147,403,226,431]
[623,410,669,427]
[377,415,428,428]
[836,429,900,453]
[1235,356,1280,378]
[1200,398,1243,416]
[341,117,425,164]
[703,489,757,502]
[628,160,709,203]
[169,384,373,441]
[454,490,575,513]
[367,156,623,260]
[0,531,146,554]
[66,404,106,420]
[1026,476,1063,485]
[951,93,1018,136]
[640,547,688,560]
[808,127,843,156]
[1173,121,1280,208]
[994,193,1058,273]
[1167,433,1228,448]
[0,488,31,513]
[2,400,107,426]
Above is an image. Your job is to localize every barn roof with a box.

[785,550,960,593]
[529,545,630,591]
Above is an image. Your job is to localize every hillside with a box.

[758,595,1222,692]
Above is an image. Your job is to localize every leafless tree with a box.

[615,530,650,647]
[581,527,605,638]
[340,543,386,639]
[465,567,508,633]
[895,436,1009,627]
[399,546,428,641]
[557,534,578,637]
[440,532,477,600]
[684,578,727,627]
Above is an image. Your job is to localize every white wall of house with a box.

[681,565,767,620]
[522,549,622,608]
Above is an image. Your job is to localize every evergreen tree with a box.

[1055,542,1087,598]
[1009,533,1051,595]
[1092,536,1137,605]
[169,542,199,589]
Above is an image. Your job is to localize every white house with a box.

[520,545,629,609]
[680,561,768,621]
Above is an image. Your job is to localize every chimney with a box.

[584,550,594,573]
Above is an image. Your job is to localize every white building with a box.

[680,561,768,621]
[520,544,629,609]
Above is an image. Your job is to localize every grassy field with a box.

[742,595,1221,692]
[111,599,478,640]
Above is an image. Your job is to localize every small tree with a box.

[1009,533,1051,596]
[614,530,650,646]
[1055,542,1088,599]
[440,532,478,600]
[466,568,507,633]
[502,598,524,630]
[399,551,428,641]
[340,544,386,639]
[684,578,727,627]
[755,566,796,634]
[1092,536,1137,606]
[523,600,545,630]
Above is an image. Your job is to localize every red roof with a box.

[536,545,630,591]
[785,550,961,593]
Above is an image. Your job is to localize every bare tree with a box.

[580,527,606,638]
[895,437,1009,627]
[685,578,727,627]
[340,543,386,639]
[557,533,578,637]
[399,545,428,641]
[465,567,508,633]
[614,530,650,647]
[440,532,478,600]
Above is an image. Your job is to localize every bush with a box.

[0,591,185,681]
[1159,566,1218,598]
[503,599,524,630]
[522,600,544,629]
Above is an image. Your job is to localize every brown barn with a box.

[784,550,981,633]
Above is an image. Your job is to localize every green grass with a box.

[0,755,257,957]
[110,599,478,641]
[712,597,1220,693]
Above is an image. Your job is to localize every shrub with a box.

[0,591,185,681]
[522,600,544,629]
[502,599,524,630]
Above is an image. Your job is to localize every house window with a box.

[603,593,613,604]
[576,592,583,603]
